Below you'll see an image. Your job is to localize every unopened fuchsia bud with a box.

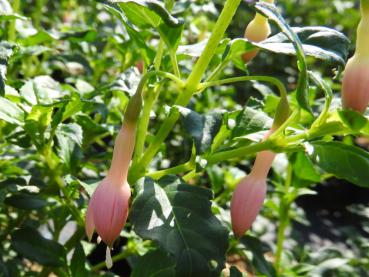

[242,0,274,63]
[85,93,141,268]
[341,0,369,113]
[231,149,275,237]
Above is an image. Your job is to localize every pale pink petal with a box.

[85,196,95,241]
[342,58,369,113]
[92,178,131,247]
[231,176,267,237]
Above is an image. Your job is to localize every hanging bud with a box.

[341,0,369,113]
[242,0,274,63]
[85,92,142,267]
[85,122,136,246]
[231,150,275,237]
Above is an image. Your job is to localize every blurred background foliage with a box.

[0,0,368,276]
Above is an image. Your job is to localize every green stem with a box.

[274,164,293,273]
[129,109,181,182]
[185,0,242,92]
[33,0,47,28]
[269,109,300,139]
[206,140,273,165]
[361,0,369,14]
[136,71,184,94]
[147,160,195,179]
[199,76,287,100]
[8,0,20,41]
[91,249,132,271]
[170,50,181,78]
[154,40,165,70]
[182,170,196,182]
[133,84,162,161]
[132,71,183,161]
[205,60,230,82]
[129,0,241,181]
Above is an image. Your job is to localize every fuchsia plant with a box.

[85,93,141,268]
[341,0,369,113]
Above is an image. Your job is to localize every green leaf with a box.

[251,27,349,65]
[5,193,47,210]
[0,0,26,21]
[131,249,176,277]
[55,123,83,169]
[61,93,85,122]
[56,123,83,146]
[113,0,182,27]
[70,242,89,277]
[0,42,16,96]
[338,110,368,132]
[25,105,53,147]
[308,141,369,187]
[11,226,67,267]
[130,176,229,277]
[241,235,276,277]
[179,107,224,154]
[231,107,272,139]
[255,2,310,112]
[20,76,62,105]
[107,0,184,50]
[0,97,25,125]
[100,2,155,63]
[291,152,321,183]
[59,29,98,43]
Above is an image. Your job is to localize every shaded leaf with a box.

[255,27,349,65]
[55,123,83,169]
[131,249,176,277]
[241,235,276,277]
[231,107,272,139]
[70,242,89,277]
[180,107,224,154]
[130,176,229,277]
[308,141,369,187]
[5,193,47,210]
[11,227,66,267]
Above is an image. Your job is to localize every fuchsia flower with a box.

[85,122,136,268]
[341,1,369,113]
[231,142,275,237]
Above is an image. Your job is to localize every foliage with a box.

[0,0,369,276]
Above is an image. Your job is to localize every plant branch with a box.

[185,0,242,92]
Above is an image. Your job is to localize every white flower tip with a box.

[105,247,113,269]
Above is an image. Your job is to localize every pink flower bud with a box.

[85,177,131,247]
[341,57,369,113]
[231,150,275,237]
[85,122,136,247]
[242,1,274,63]
[341,1,369,113]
